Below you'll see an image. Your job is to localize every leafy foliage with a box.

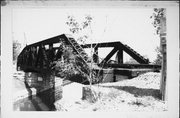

[153,46,162,65]
[13,40,21,62]
[150,8,166,35]
[66,16,81,34]
[52,42,90,79]
[150,8,165,65]
[66,15,93,44]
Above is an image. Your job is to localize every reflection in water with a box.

[13,72,63,111]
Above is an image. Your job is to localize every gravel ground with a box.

[55,72,167,112]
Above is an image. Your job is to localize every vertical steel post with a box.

[116,49,123,64]
[93,46,99,63]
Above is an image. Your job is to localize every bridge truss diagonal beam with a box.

[100,47,118,65]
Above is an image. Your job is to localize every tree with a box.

[13,40,21,62]
[52,14,94,82]
[150,8,165,65]
[151,8,167,100]
[153,46,162,65]
[66,15,98,86]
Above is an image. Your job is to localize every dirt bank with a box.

[55,72,167,112]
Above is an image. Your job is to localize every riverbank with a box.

[13,64,167,112]
[54,72,167,112]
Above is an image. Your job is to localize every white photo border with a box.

[1,1,179,118]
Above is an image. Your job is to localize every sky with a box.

[12,8,160,63]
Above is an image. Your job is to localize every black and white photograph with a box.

[1,1,179,118]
